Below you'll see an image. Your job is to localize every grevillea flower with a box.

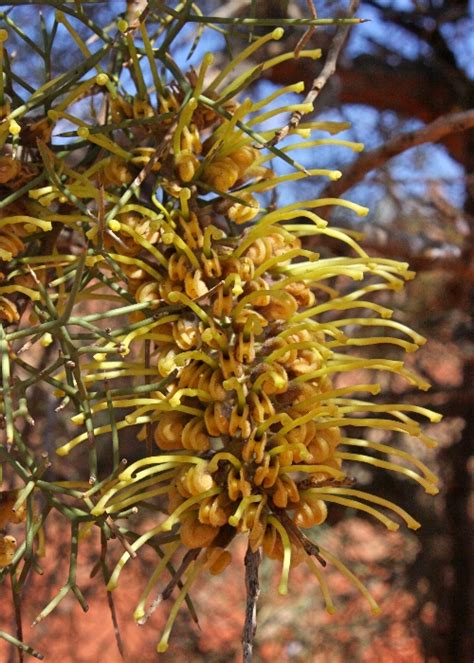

[0,15,439,656]
[0,534,16,568]
[0,490,26,568]
[48,28,440,653]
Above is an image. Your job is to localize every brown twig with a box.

[321,109,474,200]
[242,545,262,663]
[294,0,318,57]
[11,575,24,663]
[138,547,201,625]
[99,532,126,660]
[106,517,138,560]
[105,587,125,660]
[276,510,326,566]
[267,0,360,147]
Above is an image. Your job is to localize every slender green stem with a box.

[0,631,44,660]
[0,326,15,444]
[106,389,120,470]
[2,14,45,57]
[161,7,366,26]
[0,172,47,209]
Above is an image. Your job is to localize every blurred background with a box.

[0,1,473,661]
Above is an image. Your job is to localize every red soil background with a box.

[0,516,434,663]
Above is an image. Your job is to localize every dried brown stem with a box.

[276,509,326,566]
[138,547,201,625]
[267,0,360,147]
[11,576,24,663]
[99,532,126,660]
[242,545,262,663]
[159,548,200,602]
[106,589,125,661]
[106,517,137,560]
[294,0,317,57]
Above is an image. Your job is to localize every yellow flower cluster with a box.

[0,16,439,655]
